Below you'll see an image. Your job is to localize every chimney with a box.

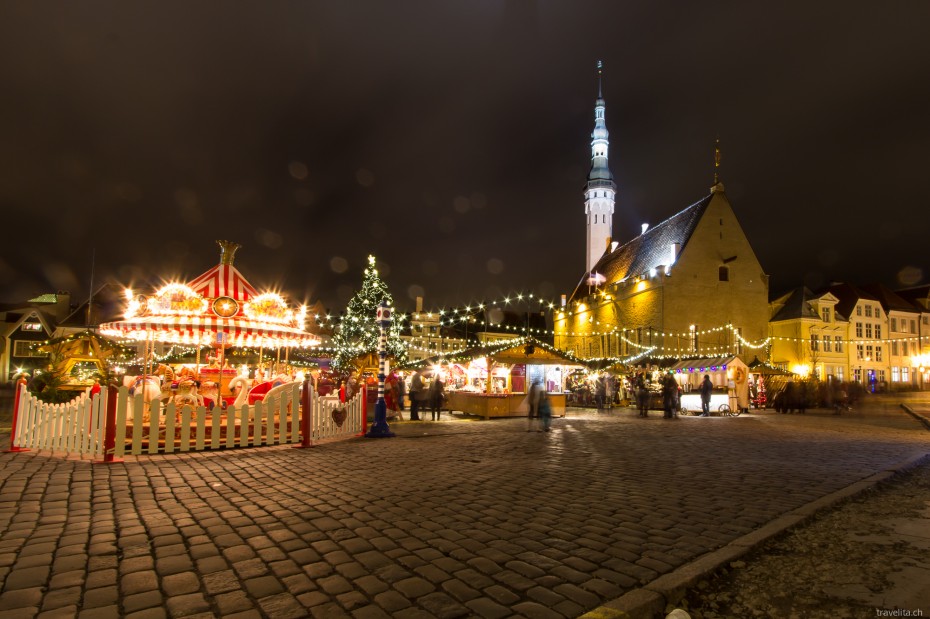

[560,294,567,307]
[416,296,423,313]
[641,223,649,235]
[670,242,680,265]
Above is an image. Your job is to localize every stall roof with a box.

[666,356,745,372]
[401,336,590,370]
[747,357,794,376]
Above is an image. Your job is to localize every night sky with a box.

[1,1,928,314]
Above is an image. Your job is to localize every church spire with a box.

[711,136,725,193]
[584,60,617,274]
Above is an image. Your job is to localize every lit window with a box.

[892,367,900,382]
[856,344,864,360]
[875,346,882,362]
[823,336,832,352]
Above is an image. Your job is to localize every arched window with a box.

[719,266,729,282]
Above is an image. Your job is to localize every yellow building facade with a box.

[555,185,770,360]
[768,289,850,381]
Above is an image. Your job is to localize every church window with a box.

[718,266,729,282]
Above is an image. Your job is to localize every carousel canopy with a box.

[99,240,321,348]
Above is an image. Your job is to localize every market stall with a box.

[669,355,749,414]
[409,337,588,420]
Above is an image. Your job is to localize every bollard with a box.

[294,378,314,448]
[5,378,29,453]
[94,384,123,464]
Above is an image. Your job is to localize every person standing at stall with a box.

[635,373,649,417]
[700,374,713,417]
[409,369,424,421]
[527,379,542,431]
[538,390,553,432]
[428,375,445,421]
[662,372,678,419]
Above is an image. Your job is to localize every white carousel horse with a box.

[124,375,164,423]
[227,374,252,408]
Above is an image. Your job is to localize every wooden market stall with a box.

[413,337,588,420]
[670,355,749,413]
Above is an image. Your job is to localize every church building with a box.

[554,63,770,361]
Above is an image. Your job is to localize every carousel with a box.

[99,240,321,410]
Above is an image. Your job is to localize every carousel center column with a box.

[365,302,395,438]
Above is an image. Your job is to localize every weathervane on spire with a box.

[714,137,721,185]
[596,60,604,98]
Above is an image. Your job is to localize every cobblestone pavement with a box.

[1,394,929,619]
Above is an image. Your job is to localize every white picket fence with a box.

[307,390,366,442]
[12,384,106,456]
[10,381,369,457]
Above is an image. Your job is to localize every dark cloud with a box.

[1,1,928,313]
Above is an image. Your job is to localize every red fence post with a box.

[94,384,123,464]
[5,377,29,453]
[357,385,368,436]
[294,379,314,449]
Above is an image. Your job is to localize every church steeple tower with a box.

[585,60,617,275]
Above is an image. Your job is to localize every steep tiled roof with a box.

[896,284,930,311]
[860,283,922,314]
[770,287,820,322]
[573,194,713,300]
[820,283,879,320]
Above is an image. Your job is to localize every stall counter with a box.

[448,391,566,420]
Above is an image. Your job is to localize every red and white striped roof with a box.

[187,263,258,301]
[100,315,320,348]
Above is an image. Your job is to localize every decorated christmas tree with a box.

[332,255,408,370]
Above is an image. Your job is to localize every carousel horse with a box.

[227,374,252,408]
[171,378,204,409]
[124,375,164,423]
